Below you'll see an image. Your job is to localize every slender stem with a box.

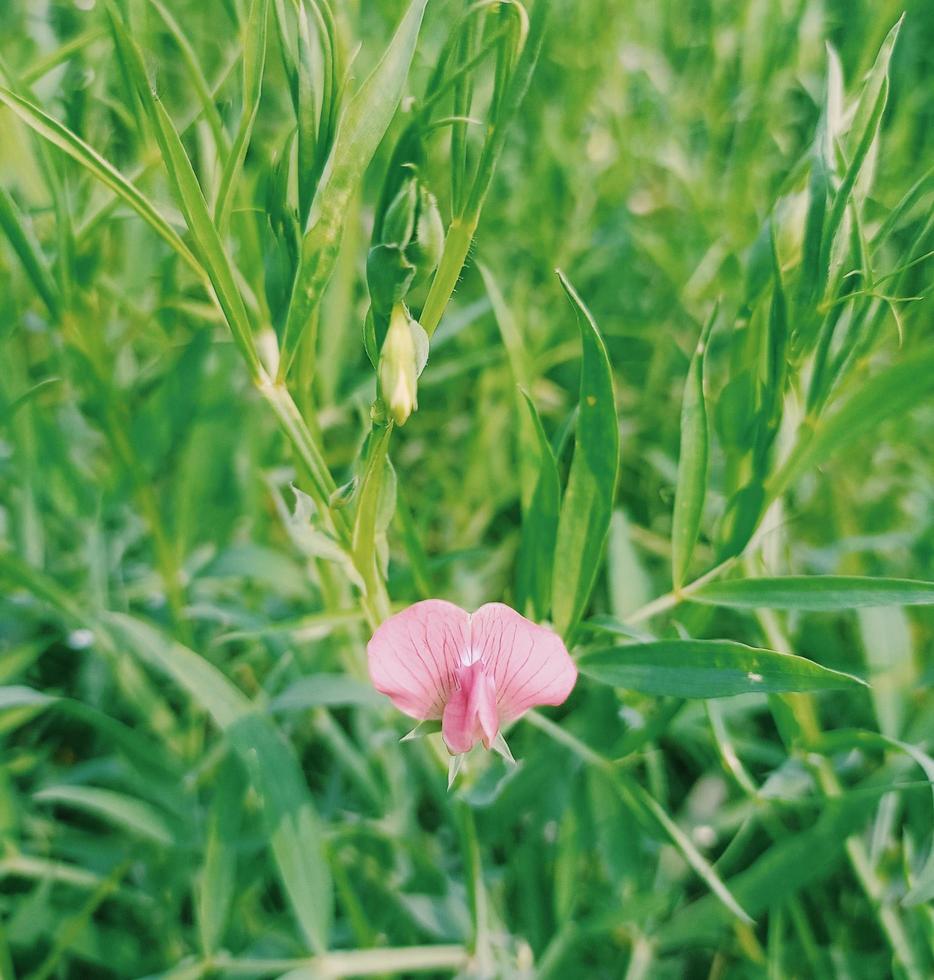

[255,375,392,633]
[623,557,736,626]
[456,802,491,968]
[420,216,477,336]
[256,375,350,543]
[209,946,469,977]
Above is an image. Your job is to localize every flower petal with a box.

[470,602,577,722]
[367,599,469,719]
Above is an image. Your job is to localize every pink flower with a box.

[367,600,577,756]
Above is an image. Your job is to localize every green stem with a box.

[623,557,736,625]
[208,946,469,977]
[256,375,392,633]
[420,215,477,336]
[456,802,491,968]
[256,376,349,542]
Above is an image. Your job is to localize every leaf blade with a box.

[515,391,560,620]
[691,576,934,611]
[671,312,713,589]
[551,271,620,638]
[0,86,201,275]
[579,639,866,698]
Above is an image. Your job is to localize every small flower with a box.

[367,600,577,757]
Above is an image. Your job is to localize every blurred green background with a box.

[1,0,933,977]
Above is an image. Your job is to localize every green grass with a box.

[1,0,933,976]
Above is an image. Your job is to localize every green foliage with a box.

[1,1,933,977]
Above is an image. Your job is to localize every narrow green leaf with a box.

[214,0,270,232]
[0,685,53,712]
[551,271,620,638]
[515,391,560,620]
[820,17,903,280]
[671,311,713,589]
[0,685,176,777]
[0,87,201,275]
[421,2,548,337]
[105,7,262,379]
[148,0,228,156]
[579,639,866,698]
[0,183,60,317]
[691,576,934,611]
[33,785,175,847]
[795,45,840,315]
[279,0,428,379]
[767,348,934,501]
[295,0,341,226]
[104,613,331,953]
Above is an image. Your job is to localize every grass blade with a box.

[671,310,713,589]
[0,183,60,318]
[658,785,908,948]
[197,755,243,955]
[551,271,619,638]
[270,675,385,713]
[820,17,903,282]
[516,391,560,620]
[617,777,753,925]
[148,0,228,156]
[0,86,201,276]
[33,785,175,847]
[214,0,270,233]
[105,5,262,379]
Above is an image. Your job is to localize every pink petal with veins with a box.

[367,599,469,720]
[471,603,577,723]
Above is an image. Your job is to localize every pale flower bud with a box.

[379,304,420,426]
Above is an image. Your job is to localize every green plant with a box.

[1,1,933,976]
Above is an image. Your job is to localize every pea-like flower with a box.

[367,600,577,760]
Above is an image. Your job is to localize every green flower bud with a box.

[367,243,416,318]
[407,185,445,285]
[381,177,418,247]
